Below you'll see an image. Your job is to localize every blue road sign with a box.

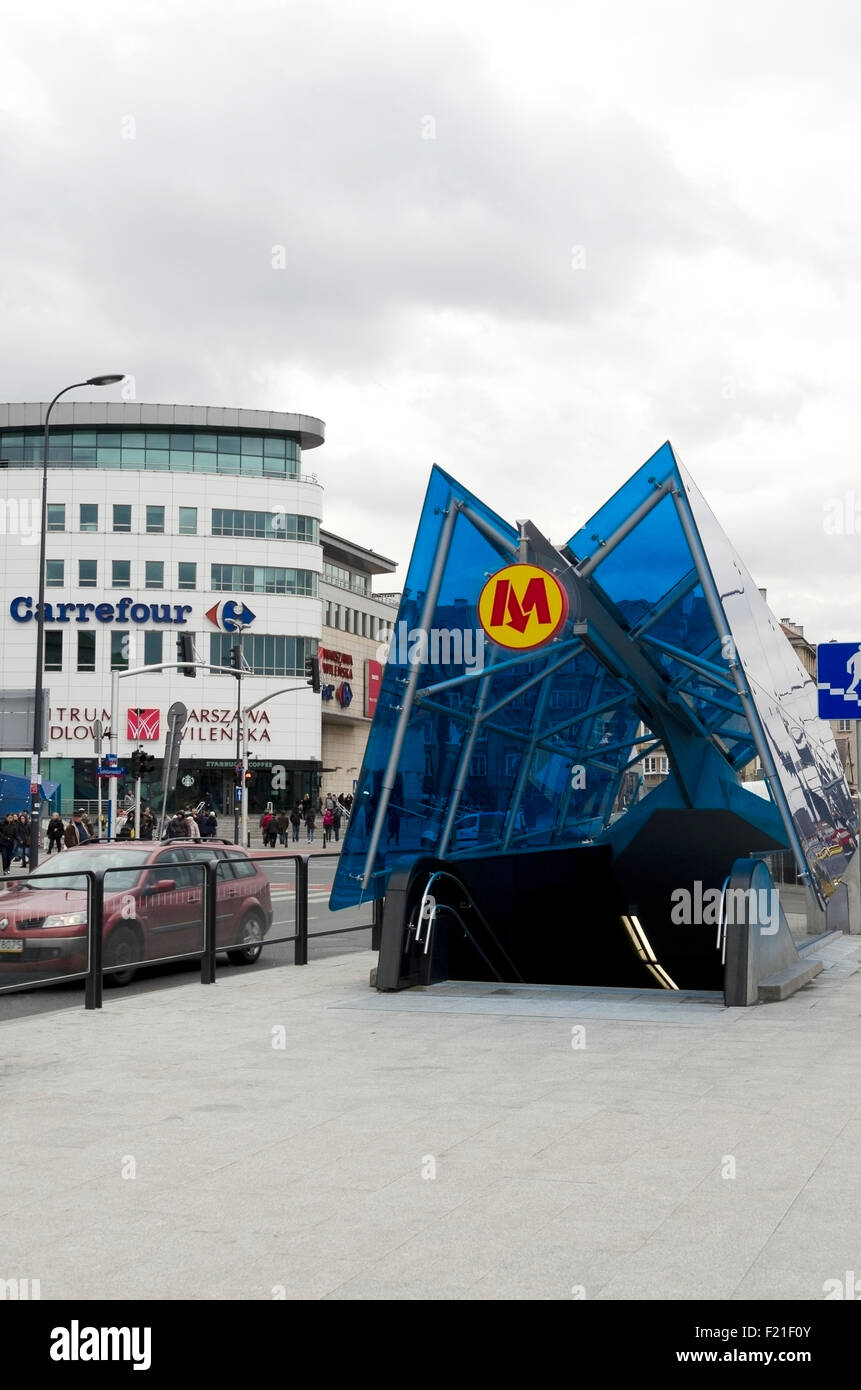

[817,643,861,719]
[97,765,126,777]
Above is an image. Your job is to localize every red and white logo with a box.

[127,708,160,740]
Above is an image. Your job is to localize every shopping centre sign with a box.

[11,596,193,625]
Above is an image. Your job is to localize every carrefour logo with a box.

[10,596,192,625]
[205,600,256,632]
[477,564,569,651]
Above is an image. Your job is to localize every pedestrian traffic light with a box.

[139,751,156,779]
[305,655,321,692]
[234,762,244,786]
[245,769,252,786]
[130,750,142,779]
[177,632,196,677]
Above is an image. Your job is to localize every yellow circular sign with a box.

[477,563,569,650]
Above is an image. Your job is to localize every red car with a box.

[0,840,273,986]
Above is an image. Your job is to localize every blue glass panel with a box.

[330,452,857,912]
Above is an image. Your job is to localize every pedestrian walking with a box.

[290,805,302,843]
[0,814,17,873]
[46,812,65,854]
[14,812,31,868]
[322,806,333,844]
[332,805,342,842]
[63,809,91,847]
[304,805,316,844]
[276,810,289,846]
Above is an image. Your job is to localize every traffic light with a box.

[177,632,196,677]
[130,749,142,779]
[305,654,321,692]
[245,769,252,786]
[234,762,244,786]
[139,751,156,779]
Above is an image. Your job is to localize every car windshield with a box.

[21,848,151,893]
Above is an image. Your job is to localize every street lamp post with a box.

[30,375,125,869]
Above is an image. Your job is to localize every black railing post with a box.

[85,871,104,1010]
[201,861,218,983]
[295,854,308,965]
[371,895,384,951]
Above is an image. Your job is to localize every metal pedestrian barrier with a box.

[0,853,379,1011]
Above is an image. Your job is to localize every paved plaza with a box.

[3,933,861,1300]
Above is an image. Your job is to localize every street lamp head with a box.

[86,374,125,386]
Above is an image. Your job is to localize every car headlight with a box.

[41,912,88,928]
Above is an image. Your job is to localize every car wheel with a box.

[104,924,142,987]
[226,910,265,966]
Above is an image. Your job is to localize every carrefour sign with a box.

[10,596,193,625]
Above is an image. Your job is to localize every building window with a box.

[0,429,301,478]
[211,508,318,542]
[146,505,165,534]
[838,719,852,733]
[113,504,132,533]
[79,503,98,532]
[145,561,164,589]
[178,562,196,590]
[112,560,131,587]
[470,753,487,777]
[210,564,318,596]
[44,630,63,671]
[47,503,65,532]
[111,631,129,671]
[643,755,669,775]
[77,630,96,673]
[78,559,97,587]
[178,506,197,535]
[45,559,64,587]
[144,631,163,666]
[209,633,316,677]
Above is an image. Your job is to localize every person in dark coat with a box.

[14,812,31,868]
[304,806,316,844]
[46,812,65,854]
[290,805,302,843]
[0,815,18,873]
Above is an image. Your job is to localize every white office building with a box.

[0,402,326,816]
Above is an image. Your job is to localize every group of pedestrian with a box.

[0,811,33,872]
[0,807,100,873]
[258,792,351,848]
[163,807,218,840]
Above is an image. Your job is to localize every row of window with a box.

[44,559,319,596]
[44,630,318,678]
[323,561,369,595]
[211,565,317,597]
[1,431,302,480]
[323,600,389,641]
[212,509,319,543]
[47,559,197,590]
[45,503,318,540]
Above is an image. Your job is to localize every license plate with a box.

[0,940,23,953]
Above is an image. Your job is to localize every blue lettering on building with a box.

[10,596,193,625]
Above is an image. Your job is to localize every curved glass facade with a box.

[0,428,301,479]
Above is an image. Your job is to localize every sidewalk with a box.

[4,934,861,1300]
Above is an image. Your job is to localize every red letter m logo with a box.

[488,577,552,634]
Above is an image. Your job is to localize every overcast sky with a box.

[2,0,860,640]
